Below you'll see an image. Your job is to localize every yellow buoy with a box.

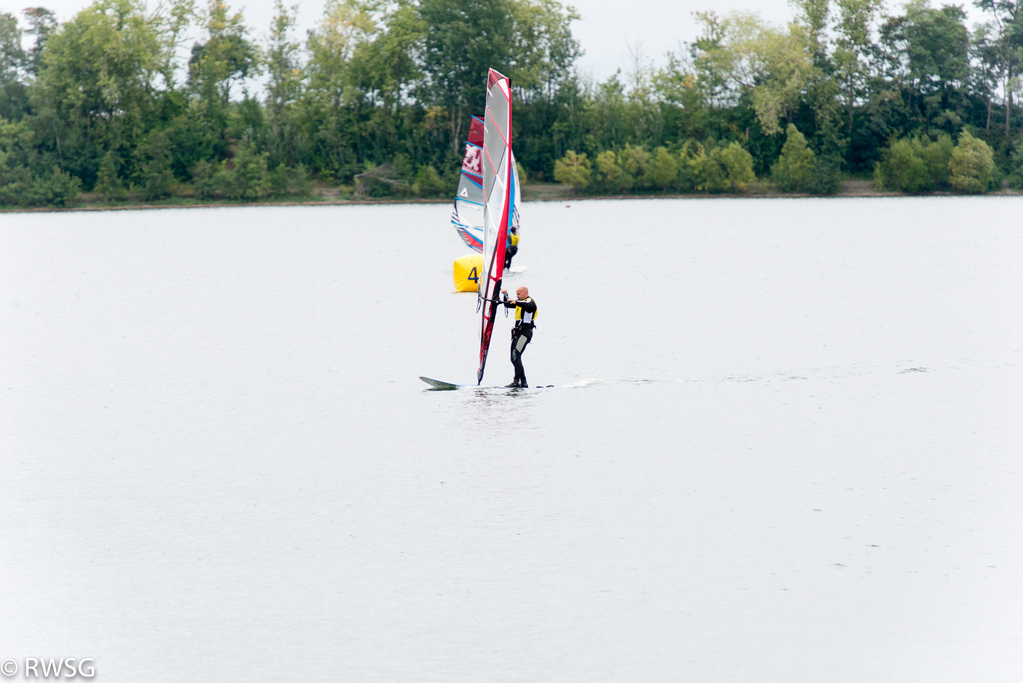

[453,254,483,292]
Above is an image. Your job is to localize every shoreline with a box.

[3,181,1022,214]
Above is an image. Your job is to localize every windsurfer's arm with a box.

[500,291,519,309]
[511,298,536,314]
[501,298,534,313]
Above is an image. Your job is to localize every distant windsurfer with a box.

[504,226,519,269]
[501,286,536,388]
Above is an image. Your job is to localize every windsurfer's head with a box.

[516,286,528,299]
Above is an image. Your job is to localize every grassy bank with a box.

[4,180,1022,214]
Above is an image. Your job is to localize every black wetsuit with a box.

[503,296,536,387]
[504,231,519,269]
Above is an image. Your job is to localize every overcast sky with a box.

[20,0,987,83]
[27,0,803,82]
[568,0,795,79]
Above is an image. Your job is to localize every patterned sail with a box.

[453,115,520,253]
[453,117,485,250]
[477,69,512,384]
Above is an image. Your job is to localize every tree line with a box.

[3,0,1023,208]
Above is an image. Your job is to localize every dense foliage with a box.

[3,0,1023,207]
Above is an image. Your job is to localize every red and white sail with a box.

[477,69,513,384]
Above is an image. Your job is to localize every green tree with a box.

[299,0,377,179]
[695,11,816,135]
[684,142,756,193]
[948,130,995,192]
[619,144,650,188]
[419,0,514,152]
[188,0,259,141]
[136,130,175,200]
[0,12,28,120]
[973,0,1023,135]
[22,7,57,76]
[358,0,425,102]
[94,150,127,199]
[676,139,700,191]
[509,0,580,101]
[0,118,38,205]
[688,141,728,192]
[587,75,629,151]
[1007,138,1023,187]
[191,159,217,199]
[772,123,816,191]
[920,132,953,187]
[876,140,919,191]
[833,0,883,138]
[791,0,830,64]
[718,141,756,191]
[32,165,82,206]
[221,142,268,200]
[653,50,708,141]
[971,23,1006,132]
[691,11,730,106]
[269,163,291,196]
[305,0,376,111]
[264,0,301,167]
[553,149,590,188]
[886,0,971,133]
[412,164,446,195]
[872,135,951,191]
[291,163,313,196]
[803,156,843,194]
[594,149,625,191]
[650,146,679,190]
[30,0,171,183]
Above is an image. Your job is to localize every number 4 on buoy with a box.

[453,254,483,292]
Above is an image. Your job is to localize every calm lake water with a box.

[1,198,1021,682]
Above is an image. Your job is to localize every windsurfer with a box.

[501,286,536,388]
[504,226,519,269]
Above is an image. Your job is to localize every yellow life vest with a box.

[516,297,536,324]
[509,231,520,247]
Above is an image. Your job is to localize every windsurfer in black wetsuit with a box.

[504,225,519,269]
[501,286,537,388]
